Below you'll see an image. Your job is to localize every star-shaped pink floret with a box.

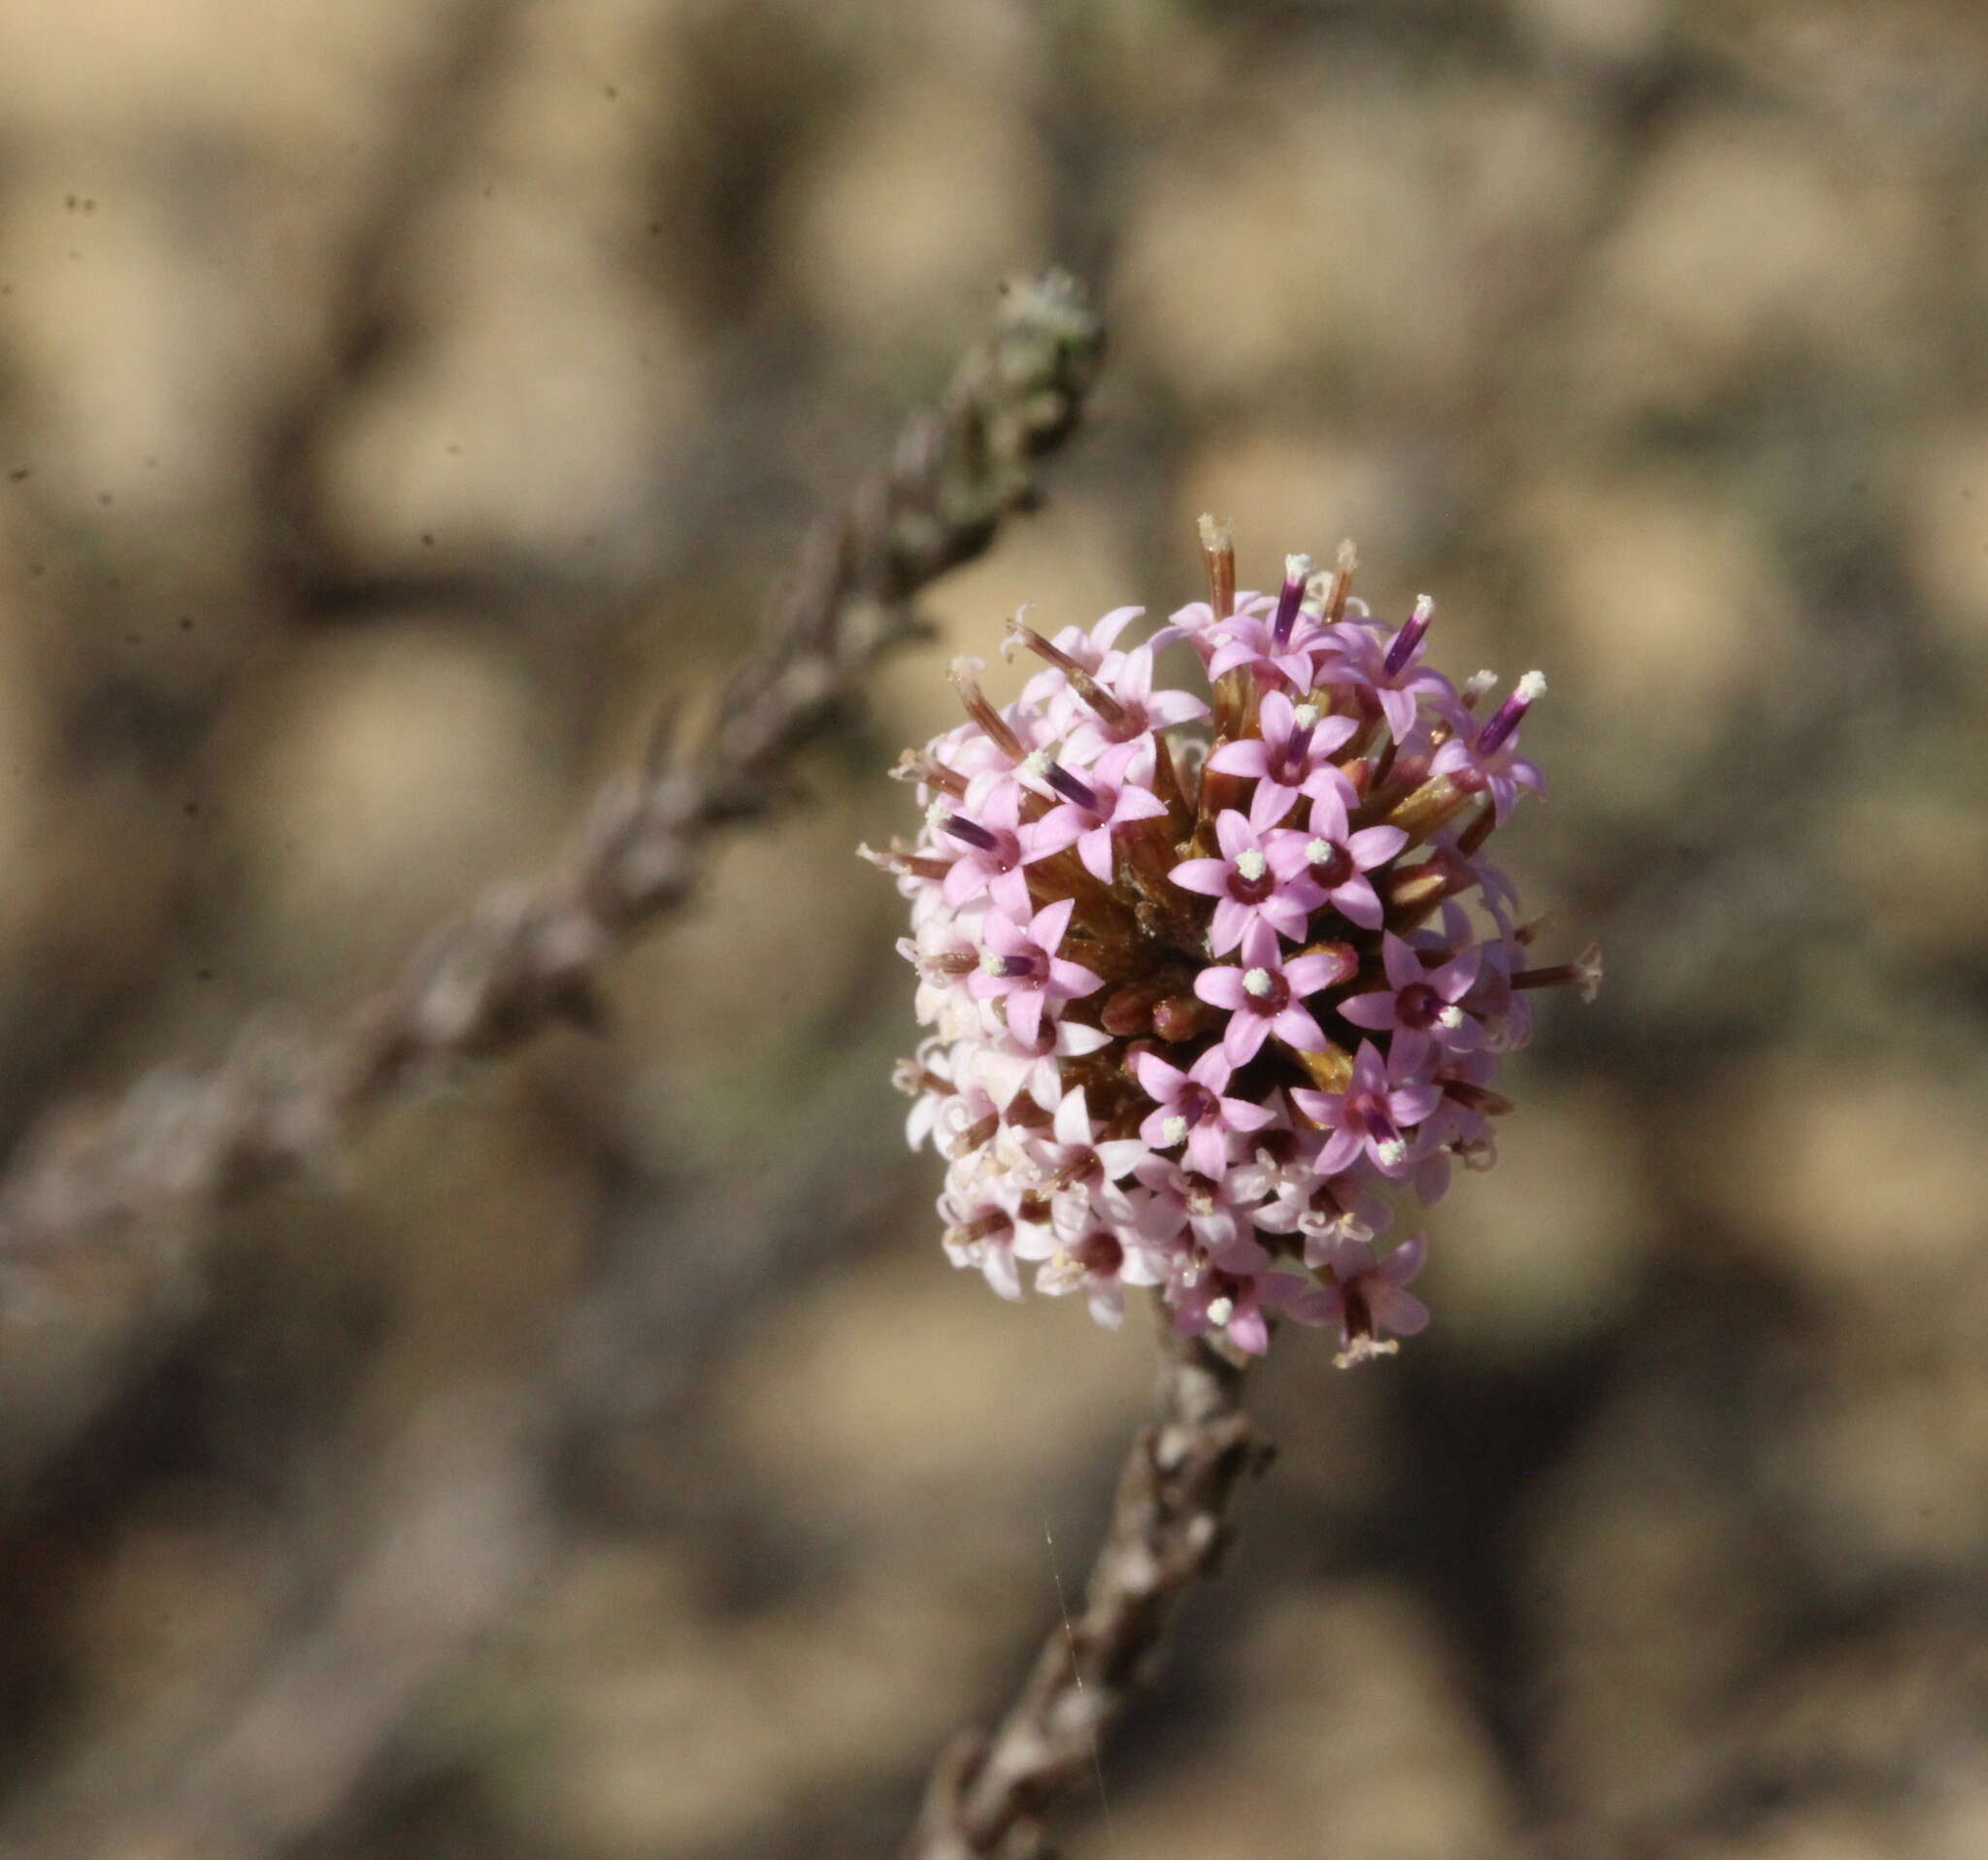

[1168,1248,1302,1358]
[1290,1039,1442,1179]
[1339,930,1484,1054]
[1205,688,1359,818]
[1061,645,1210,764]
[928,782,1053,914]
[1288,1235,1431,1366]
[966,897,1103,1047]
[1028,740,1171,884]
[1169,784,1323,955]
[1317,600,1456,746]
[1133,1046,1277,1179]
[1023,1082,1149,1229]
[1267,783,1406,933]
[1429,672,1547,823]
[1192,918,1354,1064]
[1016,603,1145,716]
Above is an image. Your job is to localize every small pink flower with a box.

[1204,557,1325,689]
[1291,1039,1442,1179]
[1016,603,1145,717]
[1288,1235,1431,1366]
[1318,596,1455,745]
[1133,1046,1276,1179]
[1027,740,1171,884]
[1193,918,1353,1064]
[1268,783,1406,932]
[1032,1215,1166,1330]
[927,783,1050,913]
[1169,784,1323,954]
[1206,689,1359,817]
[1340,930,1484,1054]
[1023,1083,1149,1229]
[1131,1156,1246,1259]
[1169,1254,1301,1357]
[1061,645,1209,763]
[967,898,1103,1046]
[1430,671,1547,823]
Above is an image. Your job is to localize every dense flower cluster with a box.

[866,524,1598,1364]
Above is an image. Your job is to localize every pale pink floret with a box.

[1130,1156,1246,1260]
[1430,671,1547,823]
[1016,604,1144,717]
[1061,645,1210,764]
[1290,1039,1443,1179]
[1032,1216,1167,1330]
[1267,783,1407,933]
[1133,1046,1276,1179]
[1028,739,1171,884]
[1023,1083,1149,1230]
[966,898,1103,1046]
[1317,600,1455,746]
[1204,608,1325,692]
[1193,918,1353,1064]
[1169,1252,1302,1357]
[1288,1235,1431,1365]
[929,783,1049,914]
[1339,930,1484,1054]
[1169,784,1324,955]
[1206,688,1359,818]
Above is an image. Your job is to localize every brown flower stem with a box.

[0,272,1105,1271]
[903,1319,1271,1860]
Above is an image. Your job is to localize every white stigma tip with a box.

[1517,670,1548,702]
[1021,748,1052,779]
[1284,552,1313,583]
[948,655,986,684]
[1306,838,1332,863]
[1464,670,1498,701]
[1412,593,1435,619]
[924,800,949,829]
[1235,848,1268,881]
[1436,1005,1464,1028]
[1335,539,1358,571]
[1161,1114,1189,1146]
[979,951,1005,978]
[1206,1295,1236,1327]
[1242,967,1274,998]
[1293,703,1320,728]
[1377,1138,1408,1168]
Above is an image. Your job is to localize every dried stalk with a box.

[905,1320,1271,1860]
[0,272,1103,1272]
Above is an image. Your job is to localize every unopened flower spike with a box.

[872,525,1594,1362]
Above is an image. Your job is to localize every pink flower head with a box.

[1193,918,1354,1065]
[1026,739,1171,884]
[1269,782,1408,933]
[1339,930,1484,1054]
[1206,688,1359,818]
[1168,782,1323,955]
[1291,1039,1443,1179]
[1133,1046,1277,1179]
[966,898,1103,1047]
[1430,671,1547,823]
[1288,1235,1431,1365]
[877,525,1585,1358]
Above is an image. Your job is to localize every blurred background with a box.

[1,0,1985,1855]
